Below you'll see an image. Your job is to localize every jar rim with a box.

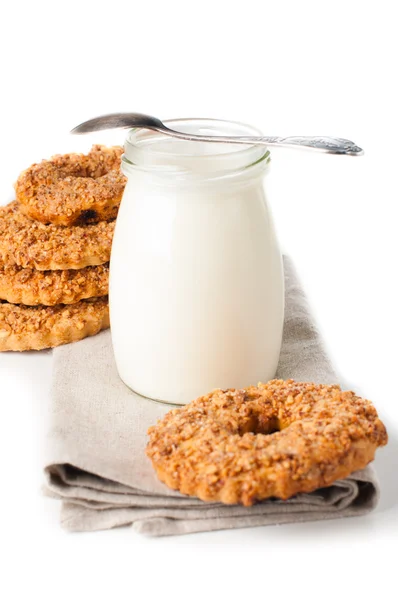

[123,118,270,177]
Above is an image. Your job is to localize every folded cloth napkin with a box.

[44,257,380,536]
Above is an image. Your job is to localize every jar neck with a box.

[122,118,271,185]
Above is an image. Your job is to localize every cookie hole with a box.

[239,416,281,436]
[78,209,98,224]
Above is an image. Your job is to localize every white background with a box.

[1,1,397,599]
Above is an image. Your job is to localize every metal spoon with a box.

[71,112,363,156]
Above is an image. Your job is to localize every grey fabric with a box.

[44,257,379,536]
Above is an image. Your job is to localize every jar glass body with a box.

[110,119,284,405]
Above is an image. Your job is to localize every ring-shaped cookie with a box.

[0,297,109,351]
[0,201,114,271]
[147,380,387,505]
[0,260,109,305]
[15,145,125,226]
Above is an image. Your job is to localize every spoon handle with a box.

[252,135,363,155]
[162,129,363,156]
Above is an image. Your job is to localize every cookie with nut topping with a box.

[0,297,109,351]
[15,145,125,226]
[0,201,114,271]
[0,260,109,306]
[147,380,388,506]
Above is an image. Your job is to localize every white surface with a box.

[1,1,397,598]
[111,125,283,403]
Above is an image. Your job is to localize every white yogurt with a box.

[110,119,284,405]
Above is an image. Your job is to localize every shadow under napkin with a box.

[44,256,380,536]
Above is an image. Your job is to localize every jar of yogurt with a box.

[110,119,284,405]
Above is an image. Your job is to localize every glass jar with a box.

[109,119,284,405]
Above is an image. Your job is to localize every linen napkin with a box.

[44,257,380,536]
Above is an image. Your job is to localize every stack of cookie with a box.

[0,145,126,351]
